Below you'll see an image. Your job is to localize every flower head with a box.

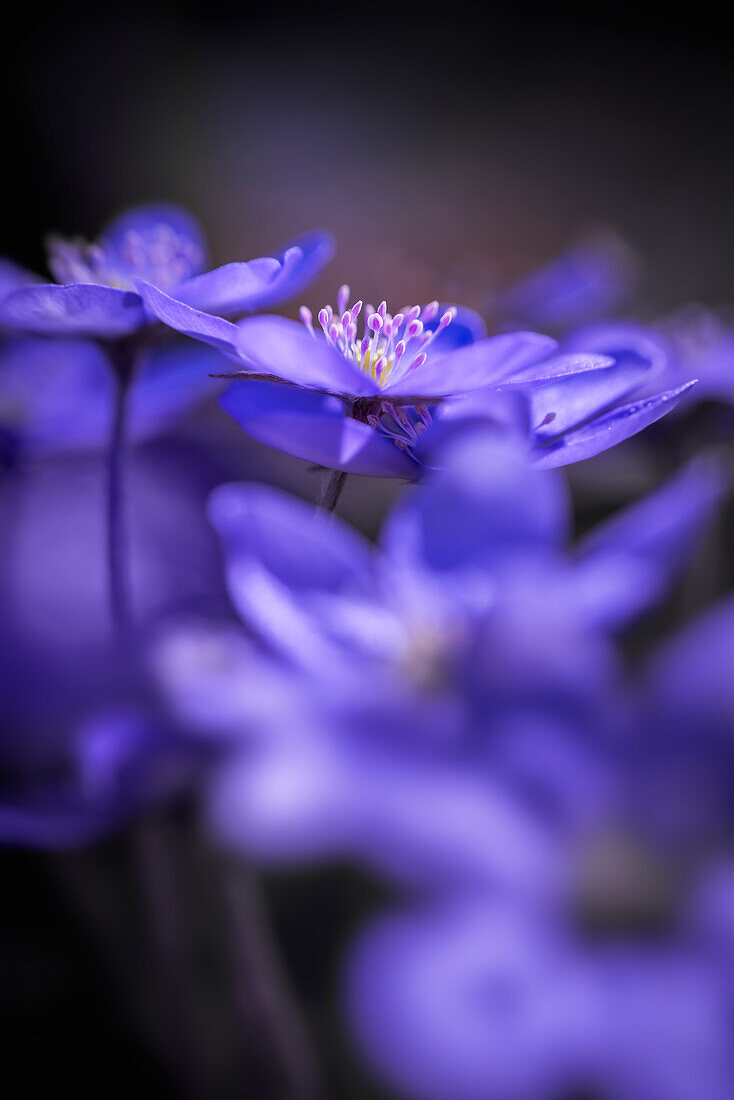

[0,204,334,339]
[153,436,723,883]
[142,277,697,478]
[341,584,734,1100]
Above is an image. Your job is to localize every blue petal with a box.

[531,323,667,440]
[171,257,282,314]
[501,352,614,387]
[266,228,336,304]
[645,595,734,737]
[0,711,200,847]
[220,380,416,477]
[128,341,227,435]
[135,279,242,355]
[208,481,375,596]
[382,432,571,573]
[0,337,113,452]
[533,381,698,469]
[423,303,487,354]
[235,315,380,395]
[209,737,561,890]
[0,283,146,338]
[173,230,334,316]
[0,337,225,453]
[384,331,558,398]
[492,231,638,331]
[574,459,725,628]
[345,902,595,1100]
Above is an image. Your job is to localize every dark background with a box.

[2,3,733,1097]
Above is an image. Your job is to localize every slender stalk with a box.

[224,865,324,1100]
[318,469,347,514]
[105,342,136,636]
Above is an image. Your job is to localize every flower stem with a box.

[225,865,324,1100]
[105,342,136,636]
[318,469,347,514]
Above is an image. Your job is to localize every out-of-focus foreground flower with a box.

[154,434,722,879]
[344,593,734,1100]
[150,434,730,1098]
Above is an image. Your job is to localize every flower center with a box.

[47,224,204,292]
[574,831,681,939]
[300,285,455,391]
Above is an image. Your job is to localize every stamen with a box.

[304,287,445,397]
[405,318,423,341]
[300,306,315,336]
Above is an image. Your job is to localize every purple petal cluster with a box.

[2,212,734,1100]
[137,279,695,477]
[0,204,334,339]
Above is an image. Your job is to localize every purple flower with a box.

[342,593,734,1100]
[0,204,334,339]
[0,711,203,847]
[487,229,640,333]
[0,205,333,633]
[659,306,734,406]
[345,882,734,1100]
[0,441,229,846]
[138,280,696,477]
[0,335,227,456]
[153,436,722,884]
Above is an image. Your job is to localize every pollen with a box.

[300,286,456,390]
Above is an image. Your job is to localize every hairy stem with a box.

[105,341,136,636]
[318,469,347,514]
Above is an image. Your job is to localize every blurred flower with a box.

[345,880,734,1100]
[344,592,734,1100]
[0,441,229,845]
[0,710,204,847]
[139,281,696,477]
[0,206,334,458]
[487,229,640,333]
[0,335,226,457]
[659,306,734,406]
[0,204,334,339]
[153,436,722,887]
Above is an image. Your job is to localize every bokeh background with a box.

[2,3,732,1097]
